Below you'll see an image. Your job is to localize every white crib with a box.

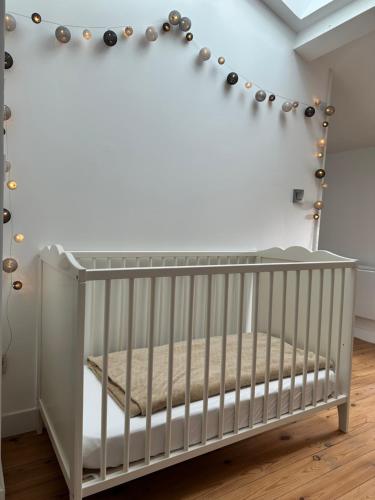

[38,245,357,499]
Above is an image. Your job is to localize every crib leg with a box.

[338,402,350,433]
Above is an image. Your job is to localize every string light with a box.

[123,26,133,37]
[321,182,328,189]
[4,105,12,121]
[179,17,191,32]
[282,101,293,112]
[315,169,326,179]
[313,213,320,221]
[218,56,225,65]
[314,201,324,210]
[162,22,171,32]
[82,29,92,40]
[12,281,23,290]
[185,32,193,42]
[269,94,276,102]
[168,10,181,25]
[199,47,211,61]
[244,82,252,89]
[3,209,11,224]
[55,25,71,43]
[31,12,41,24]
[14,233,25,243]
[315,152,324,159]
[304,106,315,118]
[325,105,335,116]
[3,258,18,273]
[7,180,17,190]
[318,138,326,148]
[322,121,329,128]
[145,26,158,42]
[5,10,323,112]
[5,13,17,31]
[255,90,266,102]
[227,72,239,85]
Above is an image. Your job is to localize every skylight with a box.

[282,0,335,18]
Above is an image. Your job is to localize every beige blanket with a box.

[88,332,327,417]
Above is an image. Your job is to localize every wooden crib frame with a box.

[38,245,357,499]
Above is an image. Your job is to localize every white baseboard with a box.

[2,407,39,438]
[354,317,375,344]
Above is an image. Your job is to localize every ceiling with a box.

[262,0,375,153]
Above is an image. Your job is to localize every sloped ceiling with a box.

[314,31,375,153]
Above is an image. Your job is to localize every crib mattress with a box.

[83,366,335,469]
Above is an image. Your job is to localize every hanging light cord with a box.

[7,10,318,109]
[3,120,15,357]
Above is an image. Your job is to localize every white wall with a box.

[3,0,328,432]
[320,147,375,266]
[320,147,375,343]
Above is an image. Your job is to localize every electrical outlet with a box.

[2,354,7,375]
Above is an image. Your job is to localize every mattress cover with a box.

[83,366,335,469]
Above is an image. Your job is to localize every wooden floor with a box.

[3,339,375,500]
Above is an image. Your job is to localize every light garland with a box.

[5,9,336,117]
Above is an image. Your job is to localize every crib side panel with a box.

[39,261,80,480]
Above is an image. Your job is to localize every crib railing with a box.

[81,259,355,479]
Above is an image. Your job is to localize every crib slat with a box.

[234,273,245,433]
[184,275,194,451]
[325,269,335,402]
[123,278,134,472]
[313,269,324,406]
[289,270,301,414]
[263,272,274,424]
[249,272,259,428]
[218,274,229,439]
[301,270,312,411]
[100,280,111,480]
[145,277,156,465]
[118,258,127,352]
[335,269,346,398]
[165,276,176,457]
[202,275,212,444]
[277,270,288,419]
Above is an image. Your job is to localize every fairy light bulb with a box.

[13,280,23,290]
[313,213,320,221]
[318,138,326,148]
[314,97,321,106]
[7,180,17,190]
[82,29,92,40]
[322,121,329,128]
[31,12,42,24]
[14,233,25,243]
[123,26,133,37]
[321,182,328,189]
[316,152,324,159]
[245,82,252,89]
[314,201,324,210]
[3,258,18,273]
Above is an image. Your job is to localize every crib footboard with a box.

[39,245,357,500]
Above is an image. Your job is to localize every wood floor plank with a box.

[2,339,375,499]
